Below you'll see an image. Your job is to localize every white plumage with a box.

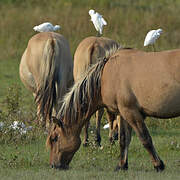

[33,22,60,32]
[144,28,163,46]
[89,9,107,35]
[103,123,109,129]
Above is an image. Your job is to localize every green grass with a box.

[0,0,180,179]
[0,126,179,180]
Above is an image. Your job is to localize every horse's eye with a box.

[51,135,58,143]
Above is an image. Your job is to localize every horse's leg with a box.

[115,116,132,171]
[95,108,104,146]
[106,110,116,144]
[83,120,90,147]
[120,107,165,172]
[112,116,119,140]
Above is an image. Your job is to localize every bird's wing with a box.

[144,30,156,46]
[101,17,107,25]
[38,22,53,32]
[91,14,100,32]
[95,12,107,25]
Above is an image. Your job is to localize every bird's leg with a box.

[96,32,101,37]
[152,44,156,52]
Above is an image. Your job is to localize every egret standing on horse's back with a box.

[89,9,107,36]
[144,28,163,51]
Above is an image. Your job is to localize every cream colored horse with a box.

[47,48,180,171]
[19,32,73,128]
[74,36,120,146]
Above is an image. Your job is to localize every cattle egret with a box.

[144,28,163,51]
[103,123,109,129]
[89,9,107,36]
[33,22,60,32]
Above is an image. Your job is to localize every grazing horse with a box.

[19,32,73,128]
[46,48,180,171]
[73,36,120,146]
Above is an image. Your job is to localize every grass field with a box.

[0,0,180,179]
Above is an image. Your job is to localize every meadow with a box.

[0,0,180,179]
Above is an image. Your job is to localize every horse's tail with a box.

[59,44,119,125]
[35,38,57,125]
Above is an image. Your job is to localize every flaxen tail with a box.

[35,38,57,125]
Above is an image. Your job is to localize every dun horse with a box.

[73,36,120,146]
[46,47,180,171]
[19,32,73,128]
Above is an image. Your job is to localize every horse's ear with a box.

[52,116,64,128]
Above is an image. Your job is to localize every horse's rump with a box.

[19,32,73,125]
[73,36,120,81]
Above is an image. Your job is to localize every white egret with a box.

[144,28,163,51]
[33,22,60,32]
[89,9,107,36]
[103,123,109,129]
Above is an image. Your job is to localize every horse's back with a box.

[101,48,180,118]
[73,36,119,81]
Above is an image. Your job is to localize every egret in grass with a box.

[89,9,107,37]
[33,22,60,32]
[144,28,163,51]
[103,123,109,129]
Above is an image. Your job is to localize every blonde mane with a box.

[57,44,120,125]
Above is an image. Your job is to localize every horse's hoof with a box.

[110,140,115,145]
[95,137,101,147]
[154,160,165,172]
[95,140,101,147]
[113,132,118,141]
[83,142,89,147]
[114,164,128,171]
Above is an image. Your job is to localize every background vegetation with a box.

[0,0,180,179]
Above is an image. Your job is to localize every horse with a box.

[73,36,120,146]
[46,47,180,171]
[19,32,73,129]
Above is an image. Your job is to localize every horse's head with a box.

[46,117,81,170]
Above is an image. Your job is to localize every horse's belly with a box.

[137,84,180,118]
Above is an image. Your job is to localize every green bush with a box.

[0,84,44,144]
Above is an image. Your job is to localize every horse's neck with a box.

[79,102,103,130]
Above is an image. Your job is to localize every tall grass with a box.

[1,0,180,62]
